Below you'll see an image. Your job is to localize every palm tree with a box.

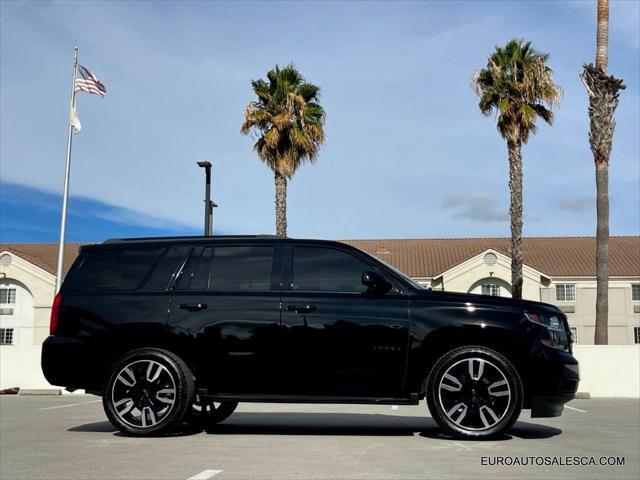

[581,0,625,344]
[241,64,326,237]
[472,39,561,299]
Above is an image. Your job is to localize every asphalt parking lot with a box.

[0,396,638,480]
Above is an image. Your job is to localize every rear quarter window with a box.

[64,247,165,292]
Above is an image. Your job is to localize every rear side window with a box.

[176,247,213,290]
[172,245,275,292]
[145,246,190,291]
[65,247,165,291]
[210,246,273,291]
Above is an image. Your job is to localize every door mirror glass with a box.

[361,271,392,295]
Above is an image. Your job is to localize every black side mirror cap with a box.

[362,271,392,295]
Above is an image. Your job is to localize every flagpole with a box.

[55,47,79,293]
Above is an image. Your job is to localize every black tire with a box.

[186,394,238,426]
[103,348,195,436]
[426,346,523,440]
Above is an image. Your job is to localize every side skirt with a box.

[199,390,421,405]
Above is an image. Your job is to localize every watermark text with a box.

[480,456,625,467]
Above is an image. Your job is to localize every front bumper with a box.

[530,353,580,418]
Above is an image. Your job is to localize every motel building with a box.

[0,237,639,353]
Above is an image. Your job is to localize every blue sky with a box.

[1,0,638,243]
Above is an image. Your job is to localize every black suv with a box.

[42,236,579,438]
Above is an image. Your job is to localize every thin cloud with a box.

[442,192,509,222]
[557,196,594,212]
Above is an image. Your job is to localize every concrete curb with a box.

[18,389,62,396]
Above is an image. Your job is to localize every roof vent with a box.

[483,252,497,266]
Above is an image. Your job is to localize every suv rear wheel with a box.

[187,394,238,426]
[103,348,195,436]
[426,346,523,439]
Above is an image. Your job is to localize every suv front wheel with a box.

[103,348,195,436]
[426,346,523,439]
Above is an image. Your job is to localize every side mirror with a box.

[362,271,392,295]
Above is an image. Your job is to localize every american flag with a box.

[75,65,106,96]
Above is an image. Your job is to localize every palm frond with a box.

[532,104,554,125]
[279,64,303,87]
[241,63,326,179]
[471,39,561,142]
[297,83,320,102]
[264,127,280,149]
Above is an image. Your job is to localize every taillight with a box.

[50,293,62,335]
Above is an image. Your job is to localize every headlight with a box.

[525,311,569,351]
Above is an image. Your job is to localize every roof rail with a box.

[103,235,285,244]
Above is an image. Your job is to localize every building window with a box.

[632,284,640,302]
[0,288,16,304]
[0,328,14,345]
[555,284,576,302]
[635,327,640,345]
[481,284,501,296]
[569,326,578,344]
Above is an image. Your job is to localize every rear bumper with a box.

[530,354,580,418]
[41,335,92,390]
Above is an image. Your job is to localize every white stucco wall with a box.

[572,345,640,398]
[0,252,56,346]
[0,278,35,346]
[0,345,51,390]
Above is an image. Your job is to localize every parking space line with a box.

[565,405,588,413]
[186,470,223,480]
[37,399,102,411]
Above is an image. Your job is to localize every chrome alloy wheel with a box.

[437,357,511,431]
[111,360,177,428]
[192,394,224,414]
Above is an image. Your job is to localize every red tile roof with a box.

[343,237,640,277]
[0,243,83,277]
[1,237,638,279]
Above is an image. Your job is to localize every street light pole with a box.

[197,161,214,236]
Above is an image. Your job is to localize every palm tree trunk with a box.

[596,0,608,70]
[507,139,524,300]
[274,170,287,237]
[594,0,609,344]
[582,1,623,344]
[594,160,609,344]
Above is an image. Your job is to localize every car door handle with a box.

[287,305,316,314]
[178,303,208,312]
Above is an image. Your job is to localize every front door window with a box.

[292,247,371,293]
